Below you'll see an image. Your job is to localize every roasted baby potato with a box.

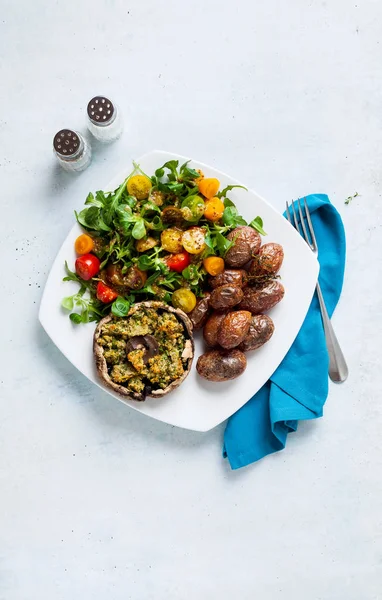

[196,349,247,381]
[188,293,211,330]
[238,281,285,314]
[209,284,244,310]
[238,315,275,352]
[249,243,284,277]
[203,311,228,347]
[217,311,252,349]
[225,226,261,267]
[209,269,248,289]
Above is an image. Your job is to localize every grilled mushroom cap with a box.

[93,301,194,401]
[125,335,159,362]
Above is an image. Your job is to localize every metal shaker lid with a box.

[53,130,81,157]
[87,96,115,125]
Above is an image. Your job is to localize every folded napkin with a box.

[223,194,346,469]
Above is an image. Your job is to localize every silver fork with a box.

[286,198,348,383]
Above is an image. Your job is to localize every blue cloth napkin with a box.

[223,194,346,469]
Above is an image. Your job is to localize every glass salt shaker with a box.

[53,129,91,172]
[87,96,123,142]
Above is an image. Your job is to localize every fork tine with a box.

[303,197,317,250]
[290,200,302,235]
[297,198,314,249]
[285,201,293,224]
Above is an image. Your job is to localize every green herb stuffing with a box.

[98,307,189,391]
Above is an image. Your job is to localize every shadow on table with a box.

[43,131,114,199]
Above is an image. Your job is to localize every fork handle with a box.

[316,282,348,383]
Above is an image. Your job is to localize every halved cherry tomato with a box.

[74,234,94,255]
[182,227,206,255]
[161,228,183,253]
[204,197,225,222]
[127,175,152,200]
[203,256,225,276]
[75,254,100,281]
[197,177,220,199]
[166,251,191,273]
[96,281,118,303]
[171,288,197,313]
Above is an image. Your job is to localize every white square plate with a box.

[40,150,318,432]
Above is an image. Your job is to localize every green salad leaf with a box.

[62,159,267,324]
[249,216,267,236]
[111,297,131,317]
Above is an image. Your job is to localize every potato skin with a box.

[209,284,244,310]
[238,315,275,352]
[196,349,247,382]
[225,226,261,267]
[203,312,228,347]
[225,239,251,268]
[209,269,248,289]
[217,311,252,349]
[249,243,284,277]
[188,293,211,330]
[238,281,285,314]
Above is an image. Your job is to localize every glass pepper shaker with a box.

[87,96,123,142]
[53,129,91,172]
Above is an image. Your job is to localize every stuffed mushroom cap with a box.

[93,301,194,401]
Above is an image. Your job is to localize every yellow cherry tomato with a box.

[127,174,152,200]
[204,197,225,222]
[203,256,225,276]
[171,288,197,313]
[197,177,220,199]
[161,228,183,253]
[74,234,94,255]
[182,227,206,255]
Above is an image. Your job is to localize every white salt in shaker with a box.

[53,129,91,172]
[87,96,123,142]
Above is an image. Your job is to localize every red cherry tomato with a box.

[75,253,100,281]
[166,251,191,273]
[96,281,118,303]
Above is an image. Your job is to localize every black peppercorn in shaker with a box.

[53,129,91,172]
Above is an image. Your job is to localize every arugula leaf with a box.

[85,192,103,208]
[217,184,247,199]
[215,231,234,256]
[137,255,154,271]
[111,297,131,317]
[222,206,247,227]
[167,182,184,194]
[162,160,179,179]
[179,161,200,182]
[63,261,88,286]
[181,264,206,293]
[249,216,267,236]
[75,208,91,229]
